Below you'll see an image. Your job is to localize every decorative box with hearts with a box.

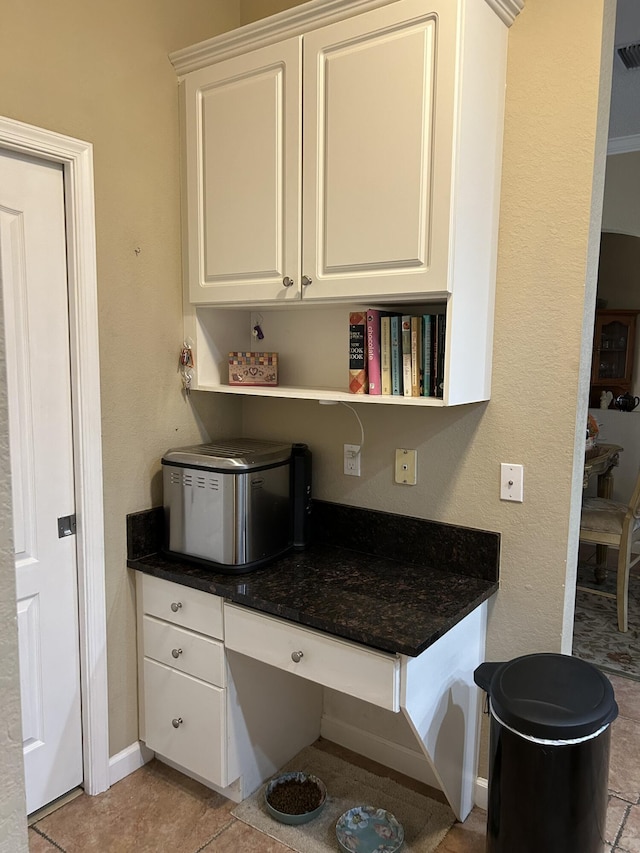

[228,351,278,386]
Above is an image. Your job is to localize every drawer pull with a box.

[170,602,182,612]
[291,650,304,663]
[171,648,183,659]
[172,717,183,728]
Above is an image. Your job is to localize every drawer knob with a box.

[172,717,183,728]
[302,275,313,287]
[291,650,304,663]
[170,602,182,612]
[171,648,183,659]
[282,276,294,288]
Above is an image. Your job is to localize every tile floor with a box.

[27,672,640,852]
[573,544,640,679]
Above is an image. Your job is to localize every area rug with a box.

[573,562,640,680]
[231,744,455,853]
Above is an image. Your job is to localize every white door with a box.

[0,149,83,814]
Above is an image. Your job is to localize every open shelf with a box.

[189,303,450,405]
[193,381,446,406]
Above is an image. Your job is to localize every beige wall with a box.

[597,230,640,399]
[602,151,640,238]
[237,0,613,658]
[0,0,245,760]
[241,0,302,18]
[599,152,640,392]
[0,0,615,824]
[237,0,615,768]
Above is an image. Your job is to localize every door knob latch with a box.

[57,514,77,538]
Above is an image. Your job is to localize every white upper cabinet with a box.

[180,0,513,307]
[302,1,442,302]
[172,0,523,405]
[183,38,302,304]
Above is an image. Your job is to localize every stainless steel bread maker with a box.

[162,438,311,572]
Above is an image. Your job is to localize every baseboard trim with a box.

[106,734,490,810]
[109,741,154,786]
[475,776,488,811]
[321,715,489,811]
[320,715,440,789]
[608,133,640,155]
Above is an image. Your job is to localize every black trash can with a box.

[474,653,618,853]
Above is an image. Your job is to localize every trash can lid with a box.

[481,653,618,740]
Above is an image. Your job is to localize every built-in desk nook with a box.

[128,501,499,821]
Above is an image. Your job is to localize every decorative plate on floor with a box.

[336,805,404,852]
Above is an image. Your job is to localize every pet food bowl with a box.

[264,771,327,826]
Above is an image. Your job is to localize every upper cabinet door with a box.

[183,38,302,305]
[302,0,455,302]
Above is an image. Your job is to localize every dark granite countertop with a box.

[127,501,499,658]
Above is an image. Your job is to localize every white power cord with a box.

[318,400,365,449]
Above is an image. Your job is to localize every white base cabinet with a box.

[136,571,489,820]
[224,598,488,821]
[173,0,522,406]
[143,659,228,786]
[225,601,400,711]
[135,572,321,802]
[136,574,237,791]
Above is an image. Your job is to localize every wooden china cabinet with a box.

[590,309,639,408]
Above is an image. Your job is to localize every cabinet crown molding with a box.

[169,0,524,76]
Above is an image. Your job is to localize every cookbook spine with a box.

[348,311,367,394]
[366,308,382,395]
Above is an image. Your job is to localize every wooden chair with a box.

[579,470,640,632]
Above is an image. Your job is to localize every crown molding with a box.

[608,133,640,155]
[170,0,524,76]
[485,0,525,27]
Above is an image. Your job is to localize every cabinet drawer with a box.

[140,573,223,639]
[143,615,225,686]
[143,658,227,787]
[224,604,400,711]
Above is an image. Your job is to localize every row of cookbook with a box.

[349,309,446,397]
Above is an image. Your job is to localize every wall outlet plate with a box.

[344,444,361,476]
[395,448,417,485]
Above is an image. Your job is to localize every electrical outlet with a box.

[500,463,524,502]
[395,448,417,485]
[344,444,361,476]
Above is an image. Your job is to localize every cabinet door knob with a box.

[291,650,304,663]
[171,648,183,659]
[302,275,312,287]
[282,276,294,288]
[172,717,183,728]
[170,601,182,612]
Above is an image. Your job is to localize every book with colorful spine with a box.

[366,308,383,395]
[348,311,367,394]
[380,314,392,395]
[390,315,403,395]
[401,316,412,397]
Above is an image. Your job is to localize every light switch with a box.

[500,463,524,502]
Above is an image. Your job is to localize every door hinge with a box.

[57,514,77,538]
